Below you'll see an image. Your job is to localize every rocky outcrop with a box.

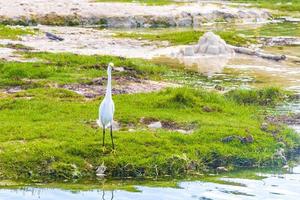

[0,0,271,27]
[195,32,235,55]
[178,32,286,62]
[180,32,235,56]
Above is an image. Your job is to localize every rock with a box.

[260,122,268,131]
[45,32,64,41]
[214,85,225,91]
[180,32,234,57]
[5,86,22,94]
[148,121,162,129]
[194,32,235,55]
[112,121,120,131]
[222,134,254,144]
[96,163,106,178]
[216,166,228,172]
[113,67,125,72]
[221,136,235,143]
[233,46,286,61]
[202,106,214,112]
[282,165,289,170]
[239,134,254,144]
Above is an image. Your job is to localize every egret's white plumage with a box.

[99,63,115,149]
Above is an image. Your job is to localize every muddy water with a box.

[175,45,300,93]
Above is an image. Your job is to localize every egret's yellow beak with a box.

[109,62,114,68]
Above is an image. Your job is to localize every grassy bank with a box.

[115,30,256,46]
[234,0,300,12]
[0,52,299,182]
[0,87,298,181]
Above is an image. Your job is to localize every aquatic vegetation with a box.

[115,30,256,46]
[0,25,35,40]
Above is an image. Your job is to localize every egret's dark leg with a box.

[102,126,105,147]
[110,125,115,149]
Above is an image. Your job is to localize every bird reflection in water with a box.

[102,190,114,200]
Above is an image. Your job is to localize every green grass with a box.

[0,52,246,90]
[0,52,169,87]
[238,22,300,37]
[0,25,35,40]
[225,87,290,106]
[232,0,300,12]
[0,52,299,182]
[0,86,298,181]
[115,30,256,46]
[115,22,299,47]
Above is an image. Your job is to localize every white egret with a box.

[99,63,115,149]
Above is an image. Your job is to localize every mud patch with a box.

[266,114,300,126]
[62,77,178,98]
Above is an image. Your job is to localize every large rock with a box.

[0,0,271,27]
[176,32,234,76]
[180,32,234,56]
[194,32,234,55]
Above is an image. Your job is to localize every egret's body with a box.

[99,63,115,149]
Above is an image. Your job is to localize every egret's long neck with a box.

[105,69,112,98]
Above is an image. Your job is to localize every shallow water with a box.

[1,165,300,200]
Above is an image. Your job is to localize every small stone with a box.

[96,163,106,178]
[215,85,225,91]
[221,136,235,143]
[216,166,228,172]
[282,165,289,170]
[114,67,125,72]
[148,121,162,129]
[112,121,120,131]
[239,134,254,144]
[261,122,268,131]
[202,106,213,112]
